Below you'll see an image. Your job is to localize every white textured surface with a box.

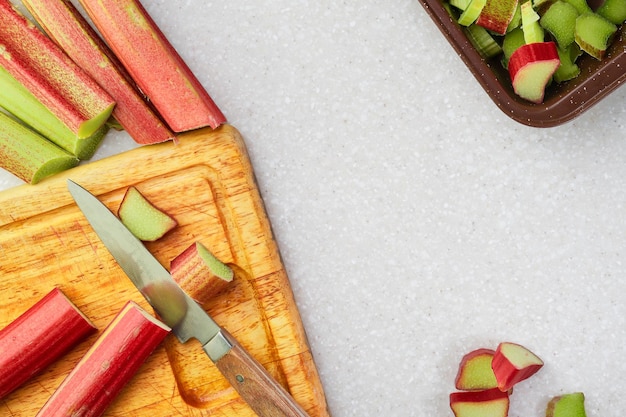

[3,1,626,416]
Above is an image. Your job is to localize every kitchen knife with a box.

[67,179,310,417]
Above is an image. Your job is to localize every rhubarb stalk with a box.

[170,241,234,305]
[0,288,96,399]
[0,111,80,184]
[78,0,226,132]
[0,0,115,139]
[22,0,175,145]
[0,66,107,160]
[36,301,170,417]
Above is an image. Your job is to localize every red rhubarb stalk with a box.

[170,241,234,305]
[22,0,175,145]
[78,0,226,132]
[36,301,170,417]
[0,288,96,399]
[0,0,115,139]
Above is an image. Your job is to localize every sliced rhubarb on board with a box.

[117,186,177,241]
[170,241,234,306]
[491,341,544,391]
[450,388,510,417]
[508,42,560,104]
[22,0,175,145]
[0,111,79,184]
[0,288,96,399]
[78,0,226,132]
[36,301,170,417]
[0,66,107,160]
[0,0,115,139]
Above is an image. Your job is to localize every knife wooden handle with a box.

[210,328,310,417]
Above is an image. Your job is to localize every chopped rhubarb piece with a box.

[540,1,579,49]
[450,388,510,417]
[117,186,177,241]
[78,0,226,132]
[170,242,234,305]
[476,0,519,35]
[36,301,170,417]
[596,0,626,24]
[508,42,560,104]
[0,288,96,399]
[0,66,107,160]
[575,12,618,60]
[22,0,175,145]
[520,0,544,43]
[455,348,498,391]
[458,0,488,25]
[0,111,79,184]
[546,392,587,417]
[0,0,115,139]
[491,341,544,391]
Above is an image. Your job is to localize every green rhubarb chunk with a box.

[540,1,579,49]
[596,0,626,24]
[502,27,526,68]
[117,186,177,242]
[575,12,618,59]
[77,102,115,140]
[458,0,488,25]
[546,392,587,417]
[464,24,503,58]
[0,112,78,184]
[564,0,592,14]
[451,0,473,11]
[521,1,545,43]
[0,66,107,160]
[554,43,582,82]
[507,3,522,31]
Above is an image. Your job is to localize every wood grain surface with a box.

[0,124,330,417]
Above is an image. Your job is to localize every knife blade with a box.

[67,179,310,417]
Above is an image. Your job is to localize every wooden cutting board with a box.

[0,125,330,417]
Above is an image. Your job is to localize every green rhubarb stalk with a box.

[0,112,79,184]
[0,66,106,160]
[464,25,503,58]
[0,0,115,139]
[78,0,226,133]
[22,0,175,145]
[521,1,545,43]
[540,1,579,49]
[596,0,626,25]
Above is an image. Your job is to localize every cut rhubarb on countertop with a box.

[546,392,587,417]
[508,42,560,104]
[0,66,107,160]
[0,288,96,399]
[450,388,510,417]
[491,341,544,391]
[36,301,170,417]
[0,111,79,184]
[170,241,234,306]
[22,0,175,145]
[455,348,498,391]
[0,0,115,139]
[78,0,226,132]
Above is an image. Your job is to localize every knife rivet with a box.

[236,374,244,383]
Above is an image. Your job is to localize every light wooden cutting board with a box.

[0,124,330,417]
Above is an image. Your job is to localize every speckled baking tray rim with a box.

[419,0,626,128]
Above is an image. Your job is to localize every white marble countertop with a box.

[2,1,626,416]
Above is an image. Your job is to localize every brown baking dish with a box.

[418,0,626,127]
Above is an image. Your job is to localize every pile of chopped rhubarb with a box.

[0,0,226,184]
[443,0,626,103]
